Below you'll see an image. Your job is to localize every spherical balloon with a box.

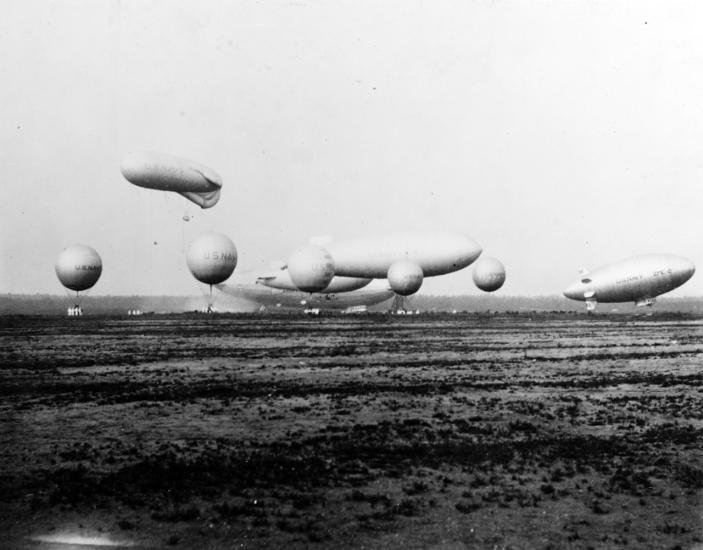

[287,245,335,292]
[387,260,423,296]
[472,257,506,292]
[186,232,237,285]
[55,245,102,292]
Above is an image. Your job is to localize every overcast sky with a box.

[2,0,703,297]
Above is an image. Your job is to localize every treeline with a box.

[397,295,703,313]
[0,294,202,315]
[3,293,703,315]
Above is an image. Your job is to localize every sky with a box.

[2,0,703,297]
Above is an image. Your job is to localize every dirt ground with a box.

[0,312,702,549]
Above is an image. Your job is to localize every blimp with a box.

[120,151,222,209]
[216,279,395,313]
[285,231,484,295]
[563,253,695,311]
[257,265,372,294]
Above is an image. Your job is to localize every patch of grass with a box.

[151,504,200,523]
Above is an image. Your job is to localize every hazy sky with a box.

[3,0,703,297]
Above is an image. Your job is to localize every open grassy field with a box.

[1,313,702,549]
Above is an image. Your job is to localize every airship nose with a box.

[563,281,581,300]
[680,257,696,282]
[459,235,482,264]
[120,154,138,180]
[685,259,695,277]
[120,152,148,183]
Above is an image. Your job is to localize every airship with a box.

[563,253,695,311]
[216,279,395,313]
[286,231,484,295]
[120,151,222,209]
[257,265,372,293]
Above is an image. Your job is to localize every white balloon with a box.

[186,232,237,285]
[287,245,335,292]
[55,245,102,292]
[387,260,423,296]
[472,257,506,292]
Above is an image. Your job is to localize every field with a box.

[1,313,702,549]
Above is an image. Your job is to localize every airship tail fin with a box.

[191,165,223,188]
[256,274,276,285]
[179,188,221,209]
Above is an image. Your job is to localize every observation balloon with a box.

[186,232,237,285]
[55,245,102,292]
[287,244,335,292]
[472,257,506,292]
[387,260,424,296]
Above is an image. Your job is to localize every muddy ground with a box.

[0,313,702,549]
